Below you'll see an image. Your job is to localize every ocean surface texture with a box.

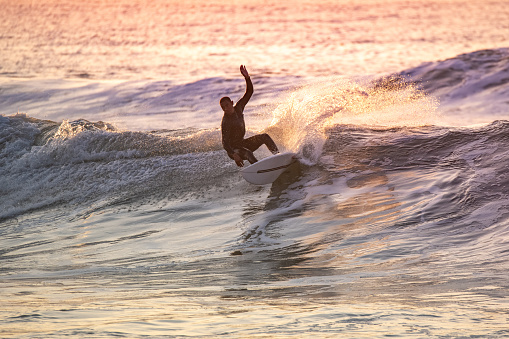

[2,0,509,337]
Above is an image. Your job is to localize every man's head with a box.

[220,96,235,115]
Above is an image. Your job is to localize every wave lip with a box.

[399,48,509,126]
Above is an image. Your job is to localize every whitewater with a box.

[2,0,509,337]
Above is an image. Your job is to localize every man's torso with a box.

[221,106,246,148]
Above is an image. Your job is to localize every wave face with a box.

[0,70,443,222]
[2,49,509,337]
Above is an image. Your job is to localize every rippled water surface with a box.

[2,0,509,337]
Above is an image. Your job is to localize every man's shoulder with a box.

[233,105,245,116]
[221,114,235,128]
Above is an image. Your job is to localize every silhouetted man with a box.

[220,65,279,167]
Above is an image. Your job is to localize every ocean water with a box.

[2,0,509,337]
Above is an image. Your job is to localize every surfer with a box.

[220,65,279,167]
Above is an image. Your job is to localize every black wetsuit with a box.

[221,77,278,164]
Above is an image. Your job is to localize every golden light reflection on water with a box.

[0,143,481,338]
[3,279,509,337]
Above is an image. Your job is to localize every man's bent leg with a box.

[242,133,279,154]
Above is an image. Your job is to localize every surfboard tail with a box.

[240,152,297,185]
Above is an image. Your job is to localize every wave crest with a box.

[265,76,439,163]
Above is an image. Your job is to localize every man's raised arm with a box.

[236,65,253,111]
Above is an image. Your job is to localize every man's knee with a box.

[260,133,272,142]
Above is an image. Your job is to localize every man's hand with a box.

[233,153,244,167]
[240,65,250,79]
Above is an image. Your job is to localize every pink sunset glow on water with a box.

[1,0,508,81]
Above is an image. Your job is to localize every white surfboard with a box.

[240,152,297,185]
